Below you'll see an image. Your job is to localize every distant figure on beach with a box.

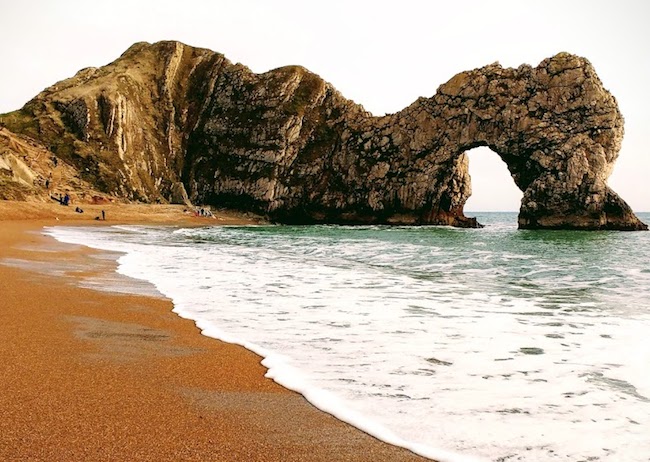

[51,193,64,205]
[62,193,70,206]
[75,206,83,213]
[193,207,214,218]
[51,156,58,167]
[45,178,50,189]
[101,210,105,220]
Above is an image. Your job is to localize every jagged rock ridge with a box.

[0,40,646,230]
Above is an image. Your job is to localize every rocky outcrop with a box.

[1,41,645,230]
[0,125,103,201]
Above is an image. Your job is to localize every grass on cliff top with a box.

[0,110,39,138]
[285,73,324,117]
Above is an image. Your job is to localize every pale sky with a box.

[1,0,648,211]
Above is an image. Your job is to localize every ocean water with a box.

[45,212,650,462]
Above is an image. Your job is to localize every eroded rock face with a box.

[4,41,646,230]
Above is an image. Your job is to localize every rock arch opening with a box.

[464,146,523,213]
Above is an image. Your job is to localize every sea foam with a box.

[45,215,650,461]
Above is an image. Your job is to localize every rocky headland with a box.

[0,40,646,230]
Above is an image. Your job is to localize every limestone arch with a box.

[376,52,646,230]
[168,46,645,230]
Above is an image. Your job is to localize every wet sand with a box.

[0,201,429,461]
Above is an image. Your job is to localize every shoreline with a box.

[0,201,429,461]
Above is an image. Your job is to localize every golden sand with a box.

[0,201,429,461]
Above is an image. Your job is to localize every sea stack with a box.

[0,41,646,230]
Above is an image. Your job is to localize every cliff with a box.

[0,41,646,230]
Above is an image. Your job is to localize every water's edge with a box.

[43,225,478,462]
[43,216,650,462]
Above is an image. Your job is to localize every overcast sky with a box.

[1,0,648,211]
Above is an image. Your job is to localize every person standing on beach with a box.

[102,210,105,220]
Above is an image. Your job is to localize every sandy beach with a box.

[0,201,429,462]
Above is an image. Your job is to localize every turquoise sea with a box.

[47,212,650,461]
